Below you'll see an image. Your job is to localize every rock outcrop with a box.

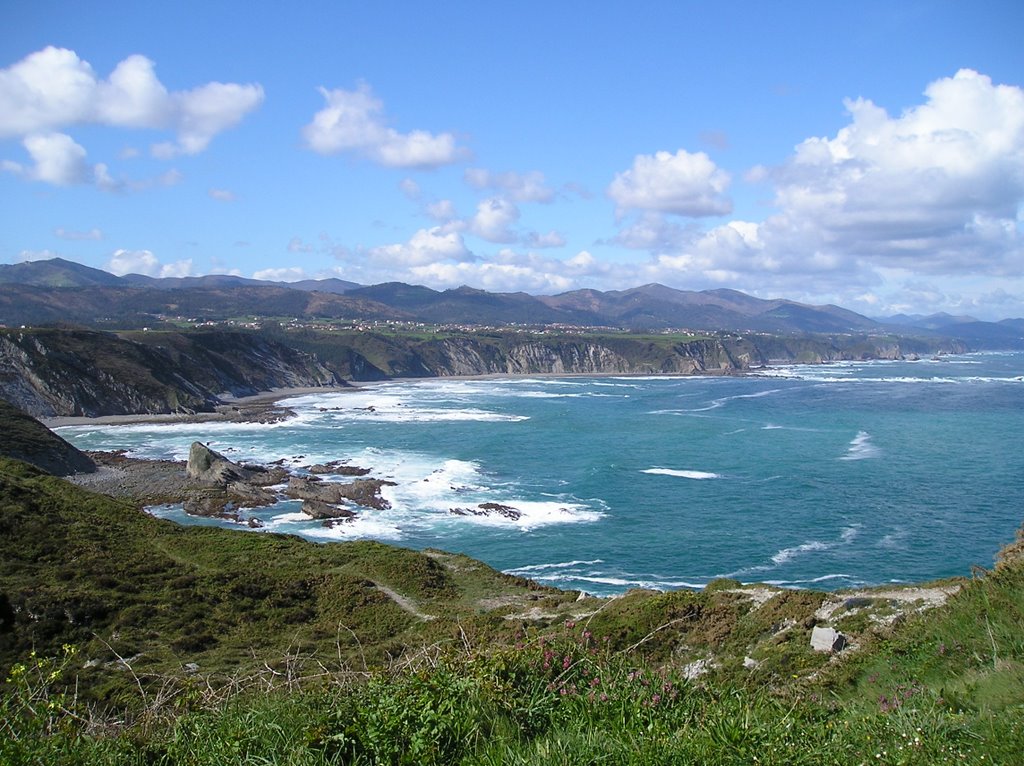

[183,442,284,517]
[286,475,396,510]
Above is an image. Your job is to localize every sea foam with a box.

[642,468,721,480]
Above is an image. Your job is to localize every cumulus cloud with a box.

[366,226,472,267]
[20,132,90,184]
[607,149,732,217]
[105,249,192,278]
[0,46,263,177]
[605,70,1024,316]
[756,69,1024,277]
[54,226,103,241]
[302,83,464,169]
[469,197,520,243]
[464,168,555,202]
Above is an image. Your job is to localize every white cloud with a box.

[366,226,472,267]
[208,188,236,202]
[302,83,464,168]
[464,168,555,202]
[253,267,307,282]
[469,197,520,243]
[602,70,1024,316]
[21,132,90,184]
[762,69,1024,276]
[105,249,192,278]
[607,149,732,217]
[54,226,103,241]
[0,46,263,169]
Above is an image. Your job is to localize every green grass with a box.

[3,455,1024,762]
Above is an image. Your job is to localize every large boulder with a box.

[186,442,253,484]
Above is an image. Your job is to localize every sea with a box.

[56,351,1024,597]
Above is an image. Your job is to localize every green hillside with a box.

[2,455,1022,763]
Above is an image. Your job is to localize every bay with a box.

[57,351,1024,596]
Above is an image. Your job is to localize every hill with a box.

[5,258,1018,348]
[0,398,95,475]
[1,449,1022,761]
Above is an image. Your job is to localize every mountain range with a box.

[1,257,1022,347]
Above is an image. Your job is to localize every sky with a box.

[2,1,1023,320]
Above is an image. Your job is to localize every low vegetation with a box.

[2,454,1023,763]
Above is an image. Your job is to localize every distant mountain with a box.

[0,258,1021,348]
[123,273,361,293]
[880,311,981,330]
[0,258,127,288]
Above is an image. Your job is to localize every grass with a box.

[3,455,1024,762]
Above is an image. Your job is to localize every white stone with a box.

[810,626,847,653]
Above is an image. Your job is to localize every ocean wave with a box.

[771,540,829,565]
[504,559,604,574]
[531,572,708,591]
[840,431,881,460]
[762,574,862,587]
[642,468,721,480]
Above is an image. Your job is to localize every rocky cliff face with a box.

[357,335,759,378]
[0,328,340,417]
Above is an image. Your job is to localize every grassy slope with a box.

[2,455,1023,762]
[0,458,575,702]
[0,398,95,475]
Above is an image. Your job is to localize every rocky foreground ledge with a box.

[69,441,530,527]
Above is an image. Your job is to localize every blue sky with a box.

[2,0,1023,319]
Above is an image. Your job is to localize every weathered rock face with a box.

[0,328,340,418]
[410,337,753,378]
[186,442,252,484]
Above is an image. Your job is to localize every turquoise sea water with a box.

[58,352,1024,596]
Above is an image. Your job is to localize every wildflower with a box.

[562,655,572,670]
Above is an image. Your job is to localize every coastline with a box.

[42,384,361,428]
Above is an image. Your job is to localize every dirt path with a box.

[375,583,436,621]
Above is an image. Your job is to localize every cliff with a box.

[0,326,968,417]
[0,328,340,417]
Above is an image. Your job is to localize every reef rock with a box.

[302,499,357,520]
